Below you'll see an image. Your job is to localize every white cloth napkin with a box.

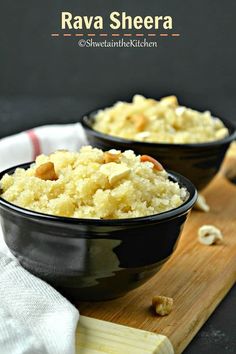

[0,253,79,354]
[0,123,88,354]
[0,122,87,172]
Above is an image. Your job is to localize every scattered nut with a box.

[35,162,58,181]
[152,296,173,316]
[135,131,151,140]
[100,163,130,185]
[175,106,186,116]
[198,225,223,245]
[194,194,210,212]
[108,149,121,155]
[104,152,121,164]
[129,114,148,132]
[160,95,178,107]
[140,155,163,171]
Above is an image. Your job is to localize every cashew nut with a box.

[35,162,58,181]
[104,152,121,163]
[160,95,178,107]
[198,225,223,245]
[129,114,148,132]
[194,194,210,212]
[140,155,163,171]
[152,295,173,316]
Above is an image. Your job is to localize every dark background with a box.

[0,1,235,353]
[0,0,235,138]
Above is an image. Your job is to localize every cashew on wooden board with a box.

[152,296,174,316]
[198,225,223,245]
[194,194,210,212]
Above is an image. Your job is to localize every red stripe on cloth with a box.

[27,130,41,160]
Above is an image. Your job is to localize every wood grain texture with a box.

[76,172,236,354]
[76,315,174,354]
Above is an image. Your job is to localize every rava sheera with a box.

[61,12,173,30]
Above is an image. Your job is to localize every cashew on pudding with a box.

[93,95,229,144]
[0,146,188,219]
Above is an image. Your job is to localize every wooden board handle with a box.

[76,315,174,354]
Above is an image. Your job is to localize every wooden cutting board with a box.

[75,167,236,354]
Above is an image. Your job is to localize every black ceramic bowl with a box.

[81,111,236,190]
[0,163,197,301]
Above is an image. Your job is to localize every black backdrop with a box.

[0,0,235,138]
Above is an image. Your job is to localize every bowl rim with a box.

[81,108,236,148]
[0,162,197,225]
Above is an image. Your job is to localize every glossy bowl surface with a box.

[81,111,236,190]
[0,163,197,301]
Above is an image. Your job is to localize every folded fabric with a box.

[0,253,79,354]
[0,306,46,354]
[0,122,87,171]
[0,124,87,353]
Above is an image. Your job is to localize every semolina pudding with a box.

[93,95,229,144]
[0,146,187,219]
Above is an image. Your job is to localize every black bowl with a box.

[81,111,236,190]
[0,163,197,301]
